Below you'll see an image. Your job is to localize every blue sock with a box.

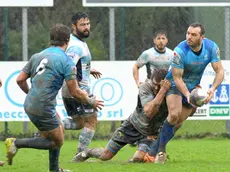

[158,119,175,153]
[49,148,60,172]
[148,138,160,156]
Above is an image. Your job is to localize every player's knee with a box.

[168,113,180,124]
[168,108,181,124]
[53,140,64,149]
[85,116,98,129]
[76,121,84,130]
[100,148,115,161]
[88,119,98,129]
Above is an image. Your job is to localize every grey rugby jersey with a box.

[129,79,168,136]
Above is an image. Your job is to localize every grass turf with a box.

[1,139,230,172]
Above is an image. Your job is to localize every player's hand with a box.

[94,99,104,111]
[137,81,143,88]
[186,93,197,108]
[204,88,214,104]
[187,97,197,108]
[90,96,104,111]
[0,78,2,87]
[187,84,202,107]
[90,69,102,79]
[160,79,171,92]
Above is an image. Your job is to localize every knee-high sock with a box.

[49,148,60,172]
[158,119,175,153]
[15,138,53,149]
[148,122,181,156]
[77,127,95,153]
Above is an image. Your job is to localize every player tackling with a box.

[73,68,171,163]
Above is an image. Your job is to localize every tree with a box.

[1,1,195,61]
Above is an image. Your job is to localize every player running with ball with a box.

[148,22,224,164]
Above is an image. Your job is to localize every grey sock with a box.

[77,127,95,153]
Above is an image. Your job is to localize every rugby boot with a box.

[5,138,18,165]
[72,150,89,162]
[155,152,166,164]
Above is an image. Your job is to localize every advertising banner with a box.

[83,0,230,7]
[0,61,229,121]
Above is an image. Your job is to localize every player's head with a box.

[150,68,168,93]
[153,30,168,52]
[72,12,90,39]
[50,23,70,48]
[186,22,205,49]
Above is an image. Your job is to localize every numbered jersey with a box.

[62,34,92,99]
[136,47,173,79]
[23,47,76,117]
[166,38,221,91]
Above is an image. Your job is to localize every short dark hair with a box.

[189,22,205,35]
[150,68,168,83]
[50,24,70,46]
[72,12,89,25]
[153,30,168,39]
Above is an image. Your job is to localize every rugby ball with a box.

[189,88,207,107]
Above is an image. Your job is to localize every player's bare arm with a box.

[133,63,141,88]
[66,79,104,110]
[0,78,2,87]
[66,79,90,103]
[172,67,190,100]
[144,79,171,118]
[90,69,102,79]
[16,71,30,94]
[205,61,224,103]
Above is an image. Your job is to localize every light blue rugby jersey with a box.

[166,38,220,91]
[136,47,173,79]
[23,47,76,117]
[66,34,91,91]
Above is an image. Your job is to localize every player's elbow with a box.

[143,103,160,118]
[16,72,29,86]
[16,76,25,86]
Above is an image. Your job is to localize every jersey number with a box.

[36,58,48,75]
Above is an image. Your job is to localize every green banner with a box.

[209,107,230,117]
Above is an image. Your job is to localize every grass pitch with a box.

[1,139,230,172]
